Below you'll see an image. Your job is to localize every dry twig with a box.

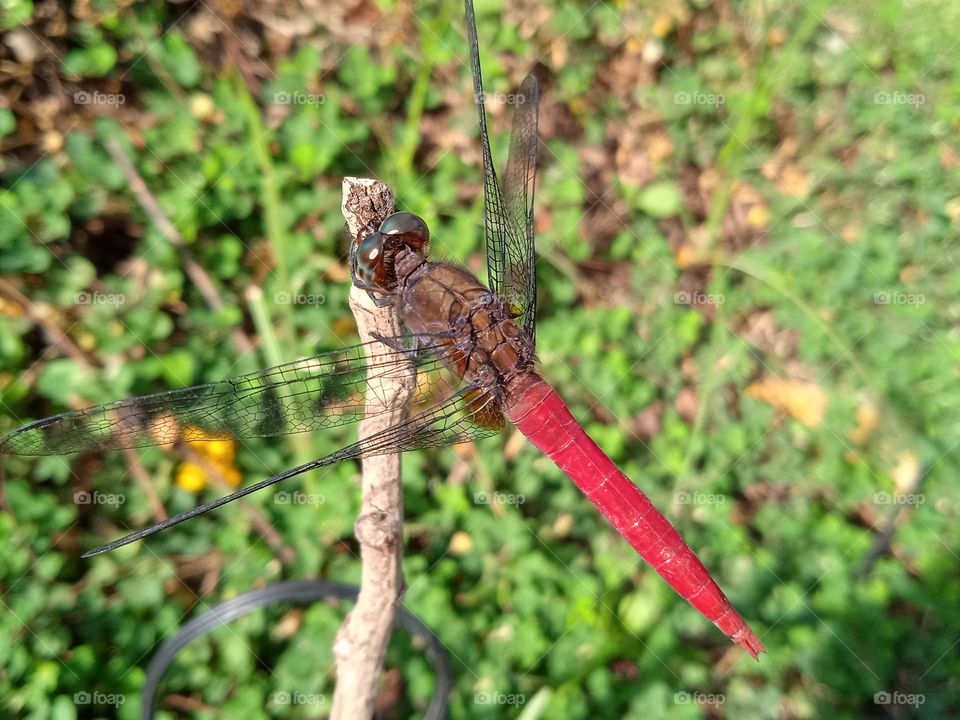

[330,178,415,720]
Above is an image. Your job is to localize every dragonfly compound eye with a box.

[355,232,386,287]
[378,211,429,250]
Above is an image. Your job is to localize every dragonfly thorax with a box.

[397,259,536,400]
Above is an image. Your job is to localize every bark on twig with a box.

[330,178,414,720]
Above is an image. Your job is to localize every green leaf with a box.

[0,0,33,29]
[618,591,663,635]
[35,360,94,406]
[62,43,117,78]
[158,350,196,388]
[0,108,15,138]
[637,180,683,218]
[157,33,201,87]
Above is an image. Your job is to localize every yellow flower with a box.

[176,463,208,493]
[196,438,237,463]
[218,464,243,488]
[176,427,242,492]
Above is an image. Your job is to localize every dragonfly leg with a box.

[367,289,398,308]
[368,331,418,355]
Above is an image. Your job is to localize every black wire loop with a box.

[142,580,452,720]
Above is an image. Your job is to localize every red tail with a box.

[506,374,764,658]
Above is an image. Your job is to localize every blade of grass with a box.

[236,73,297,352]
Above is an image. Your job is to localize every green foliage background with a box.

[1,0,958,717]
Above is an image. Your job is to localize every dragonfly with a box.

[1,0,763,659]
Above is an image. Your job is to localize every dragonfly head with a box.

[354,212,430,291]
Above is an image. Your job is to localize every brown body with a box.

[395,249,536,408]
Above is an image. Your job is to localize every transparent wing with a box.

[464,0,540,342]
[85,385,506,556]
[0,340,467,456]
[502,74,539,340]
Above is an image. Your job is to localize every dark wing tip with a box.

[519,73,539,102]
[0,416,64,455]
[82,524,160,557]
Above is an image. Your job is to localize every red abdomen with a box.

[505,374,764,658]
